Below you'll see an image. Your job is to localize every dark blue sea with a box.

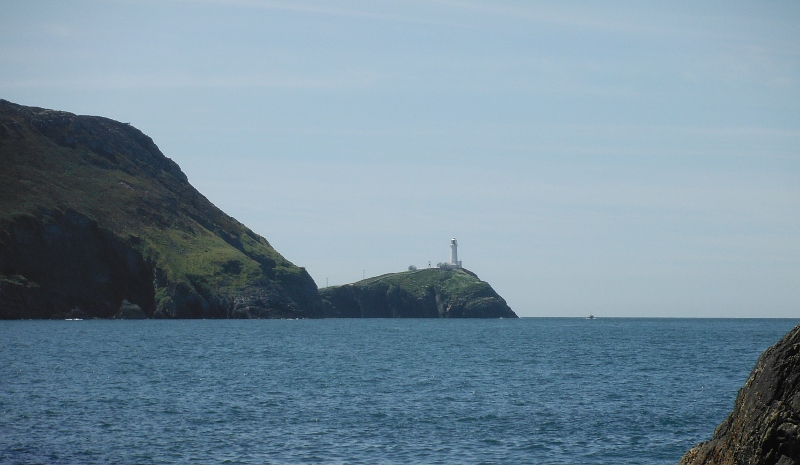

[1,318,797,465]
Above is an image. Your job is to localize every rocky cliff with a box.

[678,324,800,465]
[319,268,517,318]
[0,99,321,319]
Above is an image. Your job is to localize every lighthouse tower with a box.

[439,238,463,270]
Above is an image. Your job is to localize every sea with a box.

[1,318,797,465]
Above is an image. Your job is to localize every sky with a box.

[1,1,799,317]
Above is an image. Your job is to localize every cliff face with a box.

[0,99,321,319]
[319,268,517,318]
[678,324,800,465]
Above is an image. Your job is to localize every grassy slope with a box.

[0,100,316,316]
[352,268,493,301]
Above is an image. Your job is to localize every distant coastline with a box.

[0,100,513,320]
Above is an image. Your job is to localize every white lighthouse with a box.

[438,237,463,270]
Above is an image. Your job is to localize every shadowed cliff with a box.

[678,323,800,465]
[319,268,518,318]
[0,99,321,319]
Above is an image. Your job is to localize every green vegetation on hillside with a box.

[355,268,491,299]
[0,100,319,318]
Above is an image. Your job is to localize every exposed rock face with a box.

[0,99,322,319]
[678,324,800,465]
[0,210,155,319]
[319,268,517,318]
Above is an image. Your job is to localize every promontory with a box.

[320,268,518,318]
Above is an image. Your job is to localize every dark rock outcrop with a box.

[0,99,322,319]
[115,300,147,319]
[319,268,517,318]
[678,324,800,465]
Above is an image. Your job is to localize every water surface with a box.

[1,318,796,464]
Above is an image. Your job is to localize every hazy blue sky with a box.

[2,1,798,317]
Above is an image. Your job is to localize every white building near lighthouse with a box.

[438,238,462,270]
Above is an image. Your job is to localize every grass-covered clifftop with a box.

[319,268,517,318]
[0,99,321,319]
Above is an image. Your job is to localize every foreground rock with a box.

[319,268,517,318]
[678,324,800,465]
[0,99,321,319]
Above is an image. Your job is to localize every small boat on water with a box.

[587,314,595,320]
